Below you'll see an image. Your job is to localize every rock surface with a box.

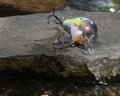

[0,0,66,16]
[0,8,120,96]
[0,55,95,84]
[0,8,120,83]
[0,9,120,77]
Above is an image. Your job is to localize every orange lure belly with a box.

[75,36,83,45]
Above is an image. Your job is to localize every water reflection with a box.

[67,0,120,12]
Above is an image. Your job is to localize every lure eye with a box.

[73,23,78,27]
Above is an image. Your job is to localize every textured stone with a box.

[0,0,66,16]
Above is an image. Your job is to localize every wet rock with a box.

[0,55,95,85]
[0,54,96,96]
[88,57,120,83]
[0,0,66,16]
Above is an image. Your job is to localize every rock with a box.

[0,55,95,85]
[88,57,120,80]
[0,13,57,57]
[0,0,66,16]
[0,9,120,85]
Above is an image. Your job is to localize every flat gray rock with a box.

[0,14,57,57]
[0,9,120,83]
[0,10,120,60]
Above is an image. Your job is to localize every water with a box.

[67,0,120,12]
